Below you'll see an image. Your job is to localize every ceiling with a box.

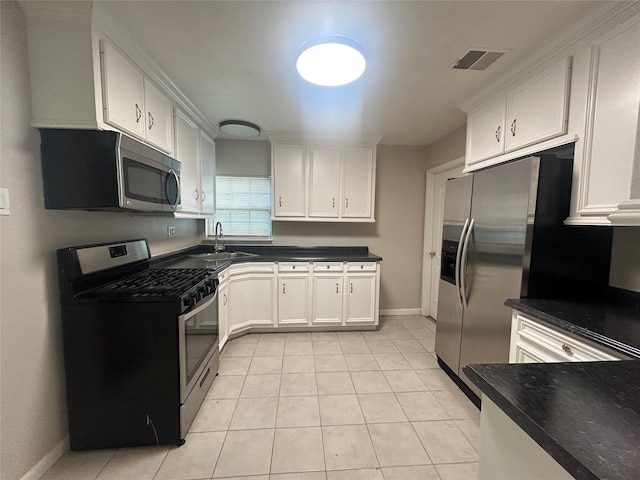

[99,1,605,146]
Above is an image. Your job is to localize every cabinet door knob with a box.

[282,283,286,294]
[148,112,154,129]
[345,198,349,208]
[495,125,501,142]
[332,197,335,208]
[223,294,227,305]
[279,196,282,207]
[561,344,573,356]
[201,191,206,201]
[336,283,339,294]
[193,189,199,200]
[350,283,353,293]
[510,119,517,136]
[135,103,142,123]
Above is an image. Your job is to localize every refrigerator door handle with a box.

[454,218,470,309]
[459,218,475,310]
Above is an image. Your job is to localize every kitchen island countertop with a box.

[464,360,640,480]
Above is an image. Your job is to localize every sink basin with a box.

[189,251,257,261]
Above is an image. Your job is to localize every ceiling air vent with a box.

[451,49,507,71]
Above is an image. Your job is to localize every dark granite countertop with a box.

[464,361,640,480]
[505,294,640,359]
[151,245,382,273]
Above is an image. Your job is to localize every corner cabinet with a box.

[567,14,640,225]
[509,311,629,363]
[272,141,377,222]
[465,58,571,169]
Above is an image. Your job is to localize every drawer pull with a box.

[561,344,573,356]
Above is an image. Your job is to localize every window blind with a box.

[212,176,271,238]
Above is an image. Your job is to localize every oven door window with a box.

[123,157,178,206]
[184,302,218,386]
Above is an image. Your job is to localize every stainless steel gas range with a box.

[57,239,219,450]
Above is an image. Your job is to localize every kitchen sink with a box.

[189,251,257,261]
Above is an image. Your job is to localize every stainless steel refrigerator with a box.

[434,154,612,399]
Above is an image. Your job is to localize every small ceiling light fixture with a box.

[219,120,261,138]
[296,35,366,87]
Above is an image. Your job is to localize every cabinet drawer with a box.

[513,314,625,362]
[347,262,377,272]
[278,262,310,273]
[229,262,275,275]
[313,262,344,272]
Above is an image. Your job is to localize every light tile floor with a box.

[39,315,480,480]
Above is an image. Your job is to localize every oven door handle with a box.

[179,289,218,321]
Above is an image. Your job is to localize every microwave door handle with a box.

[167,169,180,209]
[454,218,469,309]
[459,218,474,311]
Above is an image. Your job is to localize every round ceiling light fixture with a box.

[296,36,366,87]
[219,120,261,138]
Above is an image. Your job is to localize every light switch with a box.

[0,188,10,216]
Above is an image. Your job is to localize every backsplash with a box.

[609,227,640,293]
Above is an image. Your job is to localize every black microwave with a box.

[39,129,181,213]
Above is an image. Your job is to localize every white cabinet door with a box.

[101,40,146,139]
[199,131,216,214]
[175,109,201,213]
[345,274,377,325]
[273,144,305,217]
[577,18,640,224]
[278,275,309,326]
[312,275,344,326]
[505,58,570,152]
[229,272,275,332]
[466,95,506,165]
[342,147,374,219]
[309,147,340,218]
[218,279,229,349]
[143,78,173,153]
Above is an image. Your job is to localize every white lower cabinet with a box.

[227,264,275,335]
[312,263,344,326]
[278,263,310,326]
[509,311,629,363]
[345,263,379,326]
[220,260,379,339]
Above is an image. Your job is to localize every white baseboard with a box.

[380,308,422,316]
[20,436,69,480]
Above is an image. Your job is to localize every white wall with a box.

[0,3,204,479]
[215,139,271,176]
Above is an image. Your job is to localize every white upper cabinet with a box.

[504,58,571,152]
[143,78,173,153]
[101,40,146,139]
[100,40,174,154]
[466,94,507,165]
[342,147,375,219]
[464,57,571,170]
[21,4,214,161]
[199,131,216,214]
[273,144,306,217]
[175,110,201,213]
[174,109,216,216]
[309,147,341,218]
[569,15,640,225]
[272,141,377,222]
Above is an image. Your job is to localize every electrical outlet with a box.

[167,225,176,238]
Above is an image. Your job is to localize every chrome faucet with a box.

[214,222,224,253]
